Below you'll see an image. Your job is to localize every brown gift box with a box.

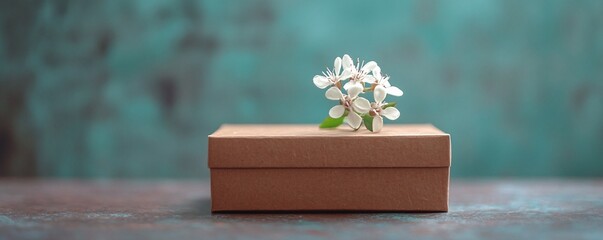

[208,124,451,212]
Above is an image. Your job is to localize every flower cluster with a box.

[313,54,403,132]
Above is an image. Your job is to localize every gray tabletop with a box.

[0,179,602,240]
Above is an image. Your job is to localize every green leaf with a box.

[362,115,374,132]
[382,102,397,109]
[319,115,345,128]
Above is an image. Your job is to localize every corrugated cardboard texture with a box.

[208,124,451,212]
[209,124,451,168]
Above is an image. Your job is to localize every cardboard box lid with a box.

[208,124,451,168]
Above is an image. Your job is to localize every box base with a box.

[211,168,449,212]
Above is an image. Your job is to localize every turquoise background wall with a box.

[1,0,602,178]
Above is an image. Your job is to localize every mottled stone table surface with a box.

[0,179,602,240]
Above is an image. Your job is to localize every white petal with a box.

[343,81,353,90]
[353,97,371,113]
[325,87,343,100]
[372,115,383,133]
[382,77,391,87]
[361,61,377,73]
[386,86,403,96]
[374,85,387,103]
[362,75,376,83]
[347,83,363,99]
[334,57,342,75]
[329,105,345,118]
[372,66,382,79]
[347,111,362,129]
[340,69,353,80]
[313,75,331,89]
[381,107,400,120]
[342,54,354,68]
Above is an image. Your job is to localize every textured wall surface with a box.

[1,0,602,178]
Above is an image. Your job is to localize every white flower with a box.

[370,83,400,133]
[371,66,403,101]
[325,85,371,129]
[313,56,353,89]
[314,54,404,132]
[368,101,400,133]
[341,54,378,90]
